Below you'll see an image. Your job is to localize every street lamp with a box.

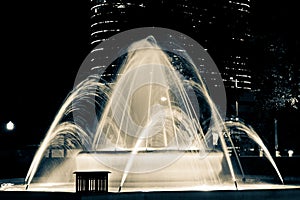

[6,121,15,131]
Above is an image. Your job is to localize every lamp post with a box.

[235,79,239,121]
[274,118,280,157]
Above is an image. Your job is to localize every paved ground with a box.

[1,188,300,200]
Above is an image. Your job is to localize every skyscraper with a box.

[87,0,253,99]
[89,0,253,86]
[89,0,148,48]
[221,0,252,92]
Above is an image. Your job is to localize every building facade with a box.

[87,0,255,118]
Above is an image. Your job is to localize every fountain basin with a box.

[76,150,225,192]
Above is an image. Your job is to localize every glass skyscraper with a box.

[89,0,149,48]
[88,0,253,92]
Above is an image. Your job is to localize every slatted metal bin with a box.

[74,171,111,193]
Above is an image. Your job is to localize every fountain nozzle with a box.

[25,184,29,190]
[234,180,238,190]
[118,186,122,192]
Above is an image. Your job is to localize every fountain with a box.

[1,28,299,196]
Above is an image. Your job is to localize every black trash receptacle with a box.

[73,171,111,193]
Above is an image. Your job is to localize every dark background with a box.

[0,0,299,178]
[0,1,90,146]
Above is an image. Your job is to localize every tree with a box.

[251,34,300,154]
[254,36,299,113]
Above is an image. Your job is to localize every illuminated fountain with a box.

[13,28,287,193]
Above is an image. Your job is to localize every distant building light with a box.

[91,48,104,53]
[91,29,121,36]
[91,65,106,70]
[173,49,186,53]
[243,81,251,84]
[236,74,250,78]
[117,5,125,8]
[238,8,249,13]
[91,21,117,27]
[91,4,107,11]
[91,39,106,45]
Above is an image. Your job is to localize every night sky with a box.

[0,1,90,146]
[0,0,299,147]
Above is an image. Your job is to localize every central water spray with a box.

[91,35,235,190]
